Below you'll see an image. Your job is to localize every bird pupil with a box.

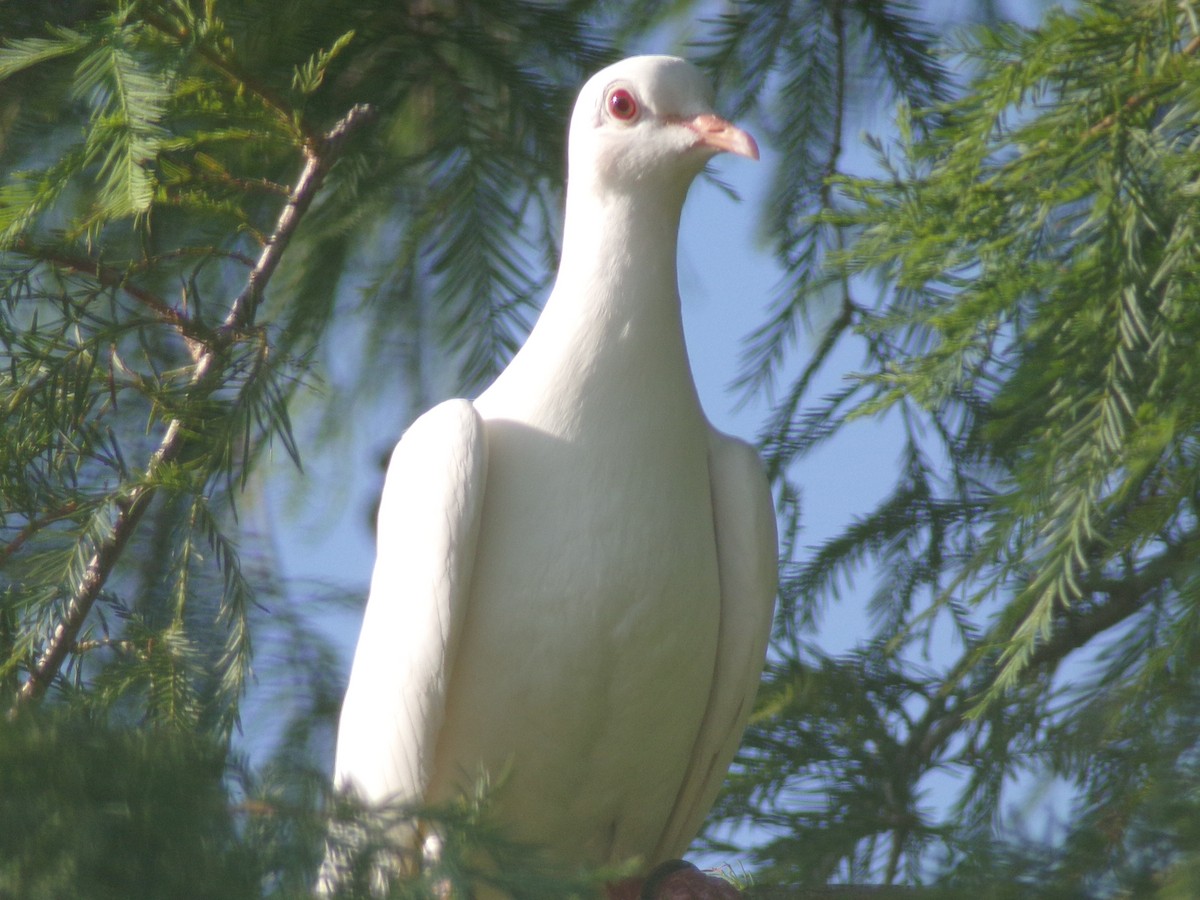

[610,90,636,119]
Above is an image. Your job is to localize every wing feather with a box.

[333,399,488,806]
[652,428,777,862]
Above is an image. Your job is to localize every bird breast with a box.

[431,365,723,864]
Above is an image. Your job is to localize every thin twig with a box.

[221,104,373,336]
[13,238,211,344]
[129,246,258,271]
[1084,33,1200,138]
[0,502,80,568]
[893,535,1194,805]
[196,170,293,197]
[71,638,138,655]
[12,103,373,712]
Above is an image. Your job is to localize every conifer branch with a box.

[128,246,258,272]
[0,502,80,568]
[1083,33,1200,137]
[11,103,373,712]
[1024,539,1195,674]
[12,238,210,343]
[896,537,1193,795]
[220,103,374,336]
[12,489,154,711]
[749,887,948,899]
[140,10,308,141]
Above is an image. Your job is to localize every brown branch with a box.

[11,103,373,712]
[221,104,373,335]
[71,638,138,655]
[1084,33,1200,138]
[0,502,80,568]
[198,170,292,198]
[748,887,953,899]
[130,246,258,271]
[162,156,293,198]
[12,238,211,344]
[13,455,166,711]
[892,534,1196,803]
[1025,537,1196,674]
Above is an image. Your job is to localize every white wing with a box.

[333,399,488,807]
[652,429,778,862]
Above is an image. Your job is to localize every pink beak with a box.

[686,113,760,161]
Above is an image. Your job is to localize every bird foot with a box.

[605,860,744,900]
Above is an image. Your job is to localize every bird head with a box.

[567,56,759,199]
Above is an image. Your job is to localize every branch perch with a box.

[11,103,373,712]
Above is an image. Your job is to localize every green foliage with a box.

[0,0,618,893]
[0,710,255,900]
[0,709,611,899]
[6,0,1200,896]
[320,774,618,900]
[0,0,609,725]
[709,0,1200,895]
[292,30,356,98]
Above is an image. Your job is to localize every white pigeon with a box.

[332,55,778,891]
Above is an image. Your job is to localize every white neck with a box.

[550,176,690,330]
[475,175,703,428]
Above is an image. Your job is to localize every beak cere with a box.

[686,113,760,161]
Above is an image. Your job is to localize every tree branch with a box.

[1084,33,1200,138]
[891,535,1197,803]
[0,502,80,568]
[220,104,373,336]
[11,103,372,713]
[12,238,212,345]
[748,886,953,899]
[1024,537,1196,673]
[129,246,258,272]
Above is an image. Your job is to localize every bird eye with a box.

[606,87,639,122]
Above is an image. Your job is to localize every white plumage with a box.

[333,55,777,883]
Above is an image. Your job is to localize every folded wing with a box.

[652,429,778,862]
[333,399,488,808]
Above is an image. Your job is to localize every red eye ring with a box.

[607,87,639,121]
